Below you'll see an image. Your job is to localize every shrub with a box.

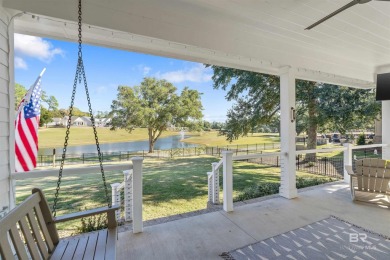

[234,182,279,202]
[356,133,366,145]
[77,213,107,234]
[296,177,334,189]
[308,162,315,167]
[234,177,335,202]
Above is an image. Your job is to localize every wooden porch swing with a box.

[0,1,119,259]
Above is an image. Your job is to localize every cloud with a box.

[14,34,64,62]
[15,57,27,69]
[143,66,151,75]
[157,64,212,83]
[95,86,107,94]
[136,65,151,76]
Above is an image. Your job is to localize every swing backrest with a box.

[355,158,390,193]
[0,188,59,259]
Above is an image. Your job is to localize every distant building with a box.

[46,117,62,126]
[48,116,111,127]
[95,118,111,127]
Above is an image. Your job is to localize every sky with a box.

[14,34,233,122]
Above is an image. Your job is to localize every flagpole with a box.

[10,68,46,209]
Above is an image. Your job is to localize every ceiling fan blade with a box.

[305,0,359,30]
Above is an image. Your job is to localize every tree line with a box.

[15,84,108,127]
[16,66,380,155]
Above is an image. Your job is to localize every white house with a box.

[95,117,111,127]
[59,116,110,127]
[45,117,62,127]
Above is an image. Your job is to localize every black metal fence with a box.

[37,147,209,166]
[206,142,280,157]
[296,155,344,179]
[247,147,383,180]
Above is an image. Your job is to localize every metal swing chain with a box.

[52,0,111,216]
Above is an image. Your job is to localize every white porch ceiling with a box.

[4,0,390,88]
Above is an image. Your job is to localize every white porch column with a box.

[131,157,143,233]
[382,101,390,159]
[343,143,353,183]
[222,151,233,212]
[279,67,298,199]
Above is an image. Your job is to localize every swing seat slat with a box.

[0,188,119,260]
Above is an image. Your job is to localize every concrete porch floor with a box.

[117,183,390,259]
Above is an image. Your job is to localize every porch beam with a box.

[279,67,298,199]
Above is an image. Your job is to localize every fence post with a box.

[52,149,56,167]
[297,155,300,170]
[343,143,353,183]
[276,156,279,167]
[324,157,328,175]
[222,151,233,212]
[123,170,132,222]
[132,157,144,233]
[260,151,263,164]
[110,183,121,221]
[82,153,85,164]
[212,162,220,204]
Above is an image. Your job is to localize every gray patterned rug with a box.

[221,216,390,260]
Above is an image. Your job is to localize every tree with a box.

[110,77,203,153]
[59,107,88,117]
[15,83,27,110]
[357,133,366,145]
[208,65,381,152]
[42,95,59,111]
[210,121,225,130]
[39,107,53,127]
[95,111,109,119]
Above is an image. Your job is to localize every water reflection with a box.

[39,135,197,155]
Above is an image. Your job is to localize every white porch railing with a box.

[208,144,388,213]
[12,158,144,234]
[111,157,143,233]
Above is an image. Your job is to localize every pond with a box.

[38,135,198,155]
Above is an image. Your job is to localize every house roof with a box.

[4,0,390,88]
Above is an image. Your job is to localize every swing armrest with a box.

[54,205,120,228]
[345,165,355,176]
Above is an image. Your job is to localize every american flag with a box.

[15,69,45,172]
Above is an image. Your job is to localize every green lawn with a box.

[16,156,333,233]
[38,127,178,148]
